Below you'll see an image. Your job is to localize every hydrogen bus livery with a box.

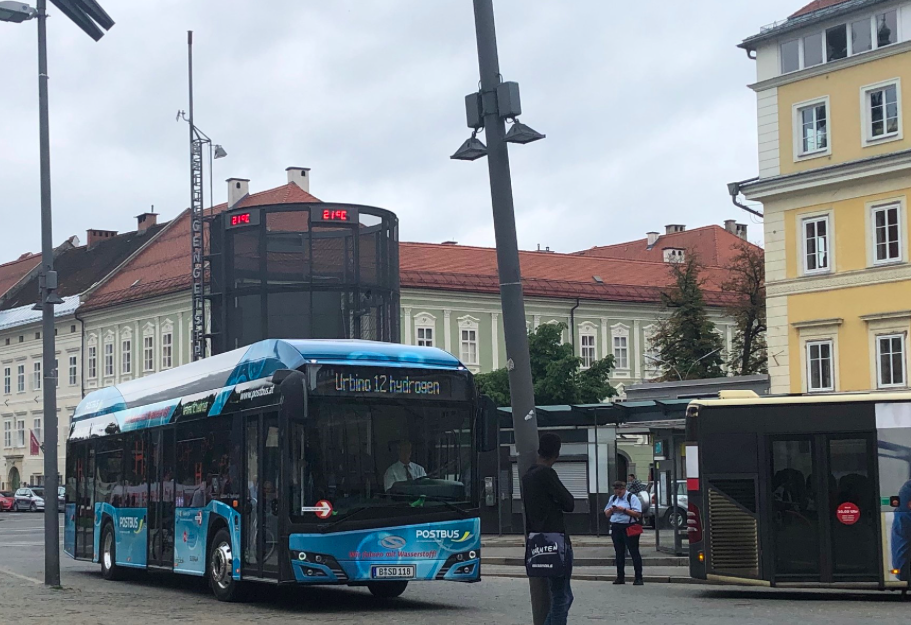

[686,390,911,591]
[64,339,495,601]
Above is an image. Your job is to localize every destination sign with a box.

[312,366,469,401]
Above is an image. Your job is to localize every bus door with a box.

[147,428,176,568]
[243,411,282,580]
[769,434,879,583]
[74,443,95,559]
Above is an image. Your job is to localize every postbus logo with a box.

[416,529,473,542]
[379,535,407,550]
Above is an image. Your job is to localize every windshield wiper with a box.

[317,506,375,533]
[378,493,471,518]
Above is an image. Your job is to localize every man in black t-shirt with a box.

[522,433,574,625]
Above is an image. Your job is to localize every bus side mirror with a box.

[478,396,499,453]
[278,370,307,421]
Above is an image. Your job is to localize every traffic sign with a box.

[836,502,860,525]
[302,500,333,519]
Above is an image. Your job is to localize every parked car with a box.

[0,491,14,511]
[13,487,44,512]
[31,487,64,510]
[645,480,688,530]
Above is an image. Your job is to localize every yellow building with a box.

[737,0,911,394]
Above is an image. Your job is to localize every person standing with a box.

[523,433,575,625]
[605,480,644,585]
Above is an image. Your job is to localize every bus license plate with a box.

[371,565,415,579]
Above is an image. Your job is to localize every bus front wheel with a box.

[367,581,408,599]
[209,528,245,602]
[100,522,125,581]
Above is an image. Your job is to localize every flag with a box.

[29,430,40,456]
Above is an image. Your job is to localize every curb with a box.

[483,557,687,567]
[482,570,706,585]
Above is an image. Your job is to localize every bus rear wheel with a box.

[209,528,245,602]
[367,581,408,599]
[100,522,125,581]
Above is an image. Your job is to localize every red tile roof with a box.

[0,253,41,299]
[790,0,850,18]
[572,225,759,267]
[400,243,738,307]
[81,183,321,310]
[80,181,741,310]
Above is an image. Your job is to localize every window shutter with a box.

[512,462,588,500]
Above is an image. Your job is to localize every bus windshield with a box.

[290,399,473,522]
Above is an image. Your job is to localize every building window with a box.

[3,421,9,448]
[852,18,873,54]
[780,38,799,74]
[877,10,898,48]
[804,31,823,67]
[873,203,901,264]
[17,364,25,393]
[797,100,828,155]
[826,23,848,62]
[144,336,154,372]
[33,418,41,444]
[3,368,9,395]
[33,361,40,391]
[877,334,906,388]
[16,419,24,447]
[613,335,629,370]
[121,339,132,375]
[807,340,834,392]
[87,346,97,379]
[104,342,114,377]
[460,329,478,365]
[69,356,78,386]
[581,333,596,368]
[161,332,173,369]
[867,83,900,141]
[416,327,434,348]
[803,215,830,273]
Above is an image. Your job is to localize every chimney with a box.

[136,211,158,233]
[227,178,250,209]
[86,229,118,249]
[286,167,310,193]
[724,219,737,234]
[735,223,748,239]
[665,224,685,235]
[646,231,659,247]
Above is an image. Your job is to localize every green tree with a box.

[475,322,617,406]
[724,240,767,375]
[651,253,725,381]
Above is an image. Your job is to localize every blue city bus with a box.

[64,339,495,601]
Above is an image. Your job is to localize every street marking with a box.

[0,565,43,585]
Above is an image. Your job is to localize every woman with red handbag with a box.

[605,480,644,585]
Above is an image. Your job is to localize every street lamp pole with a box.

[0,0,114,589]
[36,0,61,588]
[467,1,548,621]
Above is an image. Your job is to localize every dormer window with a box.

[663,248,685,263]
[779,8,899,75]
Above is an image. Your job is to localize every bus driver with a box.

[384,440,426,491]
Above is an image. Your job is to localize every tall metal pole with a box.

[470,1,546,621]
[37,0,60,588]
[188,31,205,361]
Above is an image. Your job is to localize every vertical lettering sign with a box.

[190,138,205,361]
[312,366,468,401]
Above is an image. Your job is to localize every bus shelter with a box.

[482,400,689,536]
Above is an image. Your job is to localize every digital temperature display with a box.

[322,209,349,221]
[311,204,359,224]
[225,209,260,229]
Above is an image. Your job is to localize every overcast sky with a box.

[0,0,801,260]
